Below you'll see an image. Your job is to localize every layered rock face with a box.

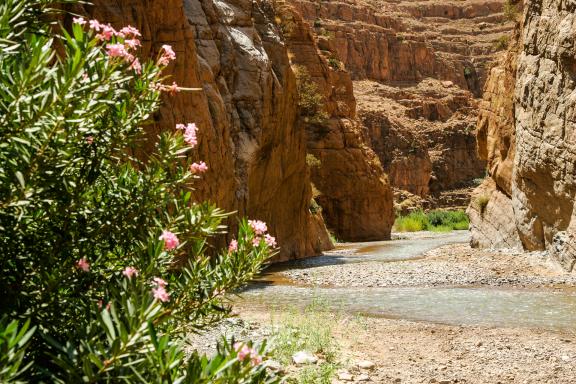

[289,0,509,205]
[84,0,332,260]
[469,0,576,271]
[356,79,484,197]
[274,1,395,241]
[294,0,510,95]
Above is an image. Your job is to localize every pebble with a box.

[358,360,376,370]
[292,351,318,365]
[357,373,370,381]
[338,371,354,381]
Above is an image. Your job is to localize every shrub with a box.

[306,153,322,168]
[293,65,328,124]
[476,195,491,216]
[493,35,510,51]
[394,210,469,232]
[393,211,429,232]
[328,57,341,70]
[0,1,280,381]
[503,0,520,22]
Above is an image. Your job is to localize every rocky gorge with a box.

[68,0,576,382]
[78,0,521,261]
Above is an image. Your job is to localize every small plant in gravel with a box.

[270,300,340,383]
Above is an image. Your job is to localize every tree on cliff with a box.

[0,0,280,381]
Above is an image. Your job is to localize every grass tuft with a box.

[393,209,469,232]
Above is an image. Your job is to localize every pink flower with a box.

[264,234,277,248]
[119,25,141,37]
[228,239,238,252]
[190,161,208,174]
[86,136,94,145]
[234,343,251,362]
[73,17,86,25]
[76,258,90,272]
[252,237,261,247]
[176,123,198,147]
[106,43,128,58]
[96,24,117,41]
[250,350,262,366]
[159,230,179,250]
[124,38,141,49]
[153,277,168,287]
[122,266,138,279]
[89,19,101,31]
[129,58,142,74]
[152,286,170,302]
[158,44,176,65]
[165,81,179,95]
[82,73,89,81]
[248,220,268,235]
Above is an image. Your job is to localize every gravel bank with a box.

[283,243,576,289]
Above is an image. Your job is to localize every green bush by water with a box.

[394,210,469,232]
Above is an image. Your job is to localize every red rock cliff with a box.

[83,0,332,260]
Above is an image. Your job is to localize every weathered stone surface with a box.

[467,179,522,249]
[512,0,576,259]
[277,2,395,241]
[292,0,512,95]
[469,0,576,271]
[289,0,503,209]
[84,0,332,260]
[356,79,485,197]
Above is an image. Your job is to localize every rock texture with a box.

[289,0,509,205]
[356,79,485,197]
[274,1,395,241]
[83,0,332,260]
[469,0,576,271]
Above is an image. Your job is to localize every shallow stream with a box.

[240,231,576,330]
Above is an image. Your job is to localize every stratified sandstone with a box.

[83,0,332,260]
[356,79,485,197]
[289,0,506,207]
[274,1,395,241]
[469,0,576,271]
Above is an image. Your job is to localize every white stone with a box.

[358,360,376,370]
[292,351,318,365]
[338,371,354,381]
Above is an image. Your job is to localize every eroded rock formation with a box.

[274,1,395,241]
[468,0,576,271]
[289,0,509,206]
[83,0,332,260]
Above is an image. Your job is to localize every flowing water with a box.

[240,231,576,330]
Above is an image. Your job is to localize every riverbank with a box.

[283,237,576,289]
[189,232,576,383]
[189,307,576,384]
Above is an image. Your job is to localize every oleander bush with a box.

[0,0,280,382]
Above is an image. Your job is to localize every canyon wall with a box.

[273,1,395,241]
[83,0,333,261]
[468,0,576,271]
[289,0,510,204]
